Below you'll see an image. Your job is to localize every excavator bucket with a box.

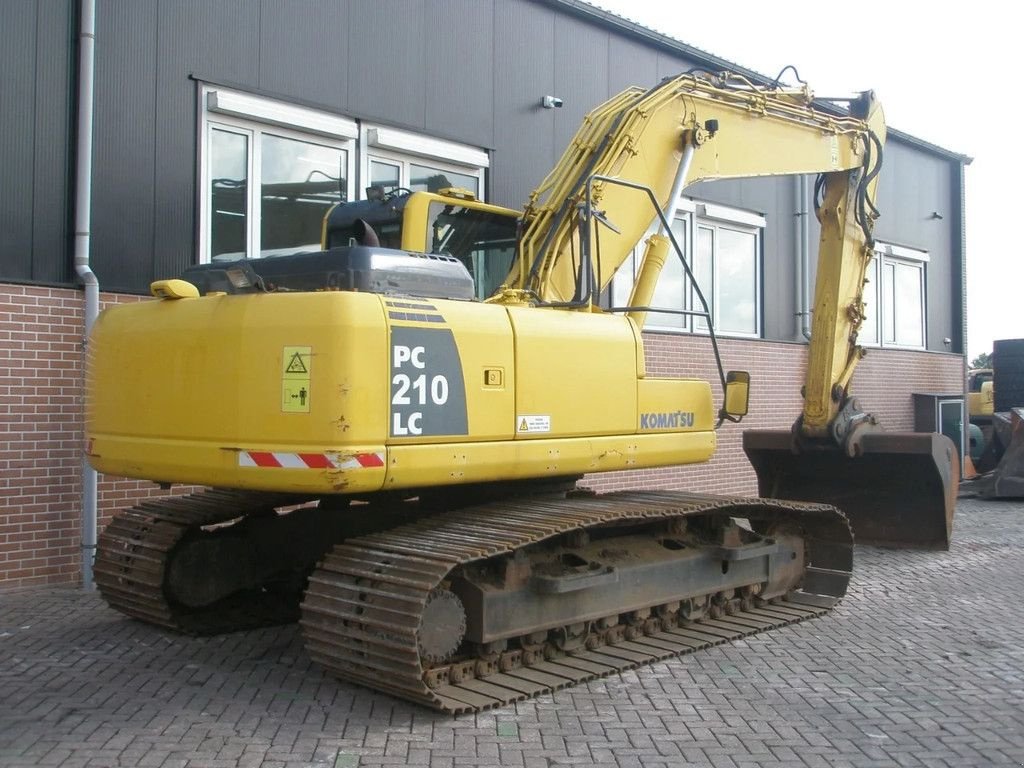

[743,430,958,550]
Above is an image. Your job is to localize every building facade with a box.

[0,0,969,588]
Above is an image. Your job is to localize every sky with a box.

[587,0,1020,360]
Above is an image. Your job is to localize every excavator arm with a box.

[499,72,884,439]
[497,71,955,548]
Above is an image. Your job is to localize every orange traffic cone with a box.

[962,452,978,480]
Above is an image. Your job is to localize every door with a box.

[938,398,965,463]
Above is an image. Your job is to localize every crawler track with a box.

[300,490,851,712]
[94,489,313,634]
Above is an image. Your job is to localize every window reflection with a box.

[426,202,517,298]
[370,160,401,191]
[210,128,248,260]
[646,219,687,329]
[717,228,756,334]
[693,226,714,331]
[882,262,896,344]
[859,256,879,345]
[856,252,926,349]
[891,261,924,347]
[609,213,761,337]
[411,163,479,195]
[260,134,346,257]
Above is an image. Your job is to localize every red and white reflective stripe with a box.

[238,451,385,469]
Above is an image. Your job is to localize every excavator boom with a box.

[494,71,956,548]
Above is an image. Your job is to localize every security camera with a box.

[541,95,564,109]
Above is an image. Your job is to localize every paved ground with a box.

[1,498,1023,768]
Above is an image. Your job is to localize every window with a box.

[198,87,493,265]
[860,243,927,349]
[200,87,357,262]
[361,125,488,198]
[423,201,517,299]
[611,200,763,337]
[695,213,761,335]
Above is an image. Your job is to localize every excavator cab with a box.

[322,188,520,299]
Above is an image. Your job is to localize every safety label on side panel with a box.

[390,327,468,437]
[517,415,551,434]
[282,346,311,413]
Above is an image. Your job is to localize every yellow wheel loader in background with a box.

[968,368,994,424]
[87,72,957,712]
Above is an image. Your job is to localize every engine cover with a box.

[181,245,475,301]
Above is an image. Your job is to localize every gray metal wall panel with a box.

[951,160,966,354]
[552,15,608,157]
[26,0,961,330]
[348,0,427,129]
[423,0,494,149]
[490,0,555,208]
[31,0,73,284]
[258,0,349,111]
[689,177,797,342]
[875,140,955,351]
[0,1,41,280]
[657,51,691,82]
[158,0,261,88]
[151,0,261,284]
[90,0,158,292]
[606,35,657,95]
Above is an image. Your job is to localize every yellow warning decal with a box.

[282,346,311,413]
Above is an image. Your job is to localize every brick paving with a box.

[1,498,1023,768]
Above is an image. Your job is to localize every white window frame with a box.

[631,208,696,333]
[610,199,763,338]
[360,123,488,200]
[860,242,928,350]
[693,203,764,338]
[197,85,357,263]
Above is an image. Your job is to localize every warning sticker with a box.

[282,346,311,413]
[517,415,551,433]
[285,352,308,374]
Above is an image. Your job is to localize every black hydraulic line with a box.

[582,174,731,414]
[769,65,807,89]
[813,174,826,215]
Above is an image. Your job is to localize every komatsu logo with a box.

[640,411,695,430]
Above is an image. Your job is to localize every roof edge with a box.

[537,0,972,164]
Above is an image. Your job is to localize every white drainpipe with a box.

[74,0,99,590]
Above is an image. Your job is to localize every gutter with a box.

[74,0,98,590]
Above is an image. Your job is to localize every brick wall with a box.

[586,333,965,494]
[1,284,179,590]
[0,283,965,588]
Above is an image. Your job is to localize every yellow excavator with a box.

[87,72,956,713]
